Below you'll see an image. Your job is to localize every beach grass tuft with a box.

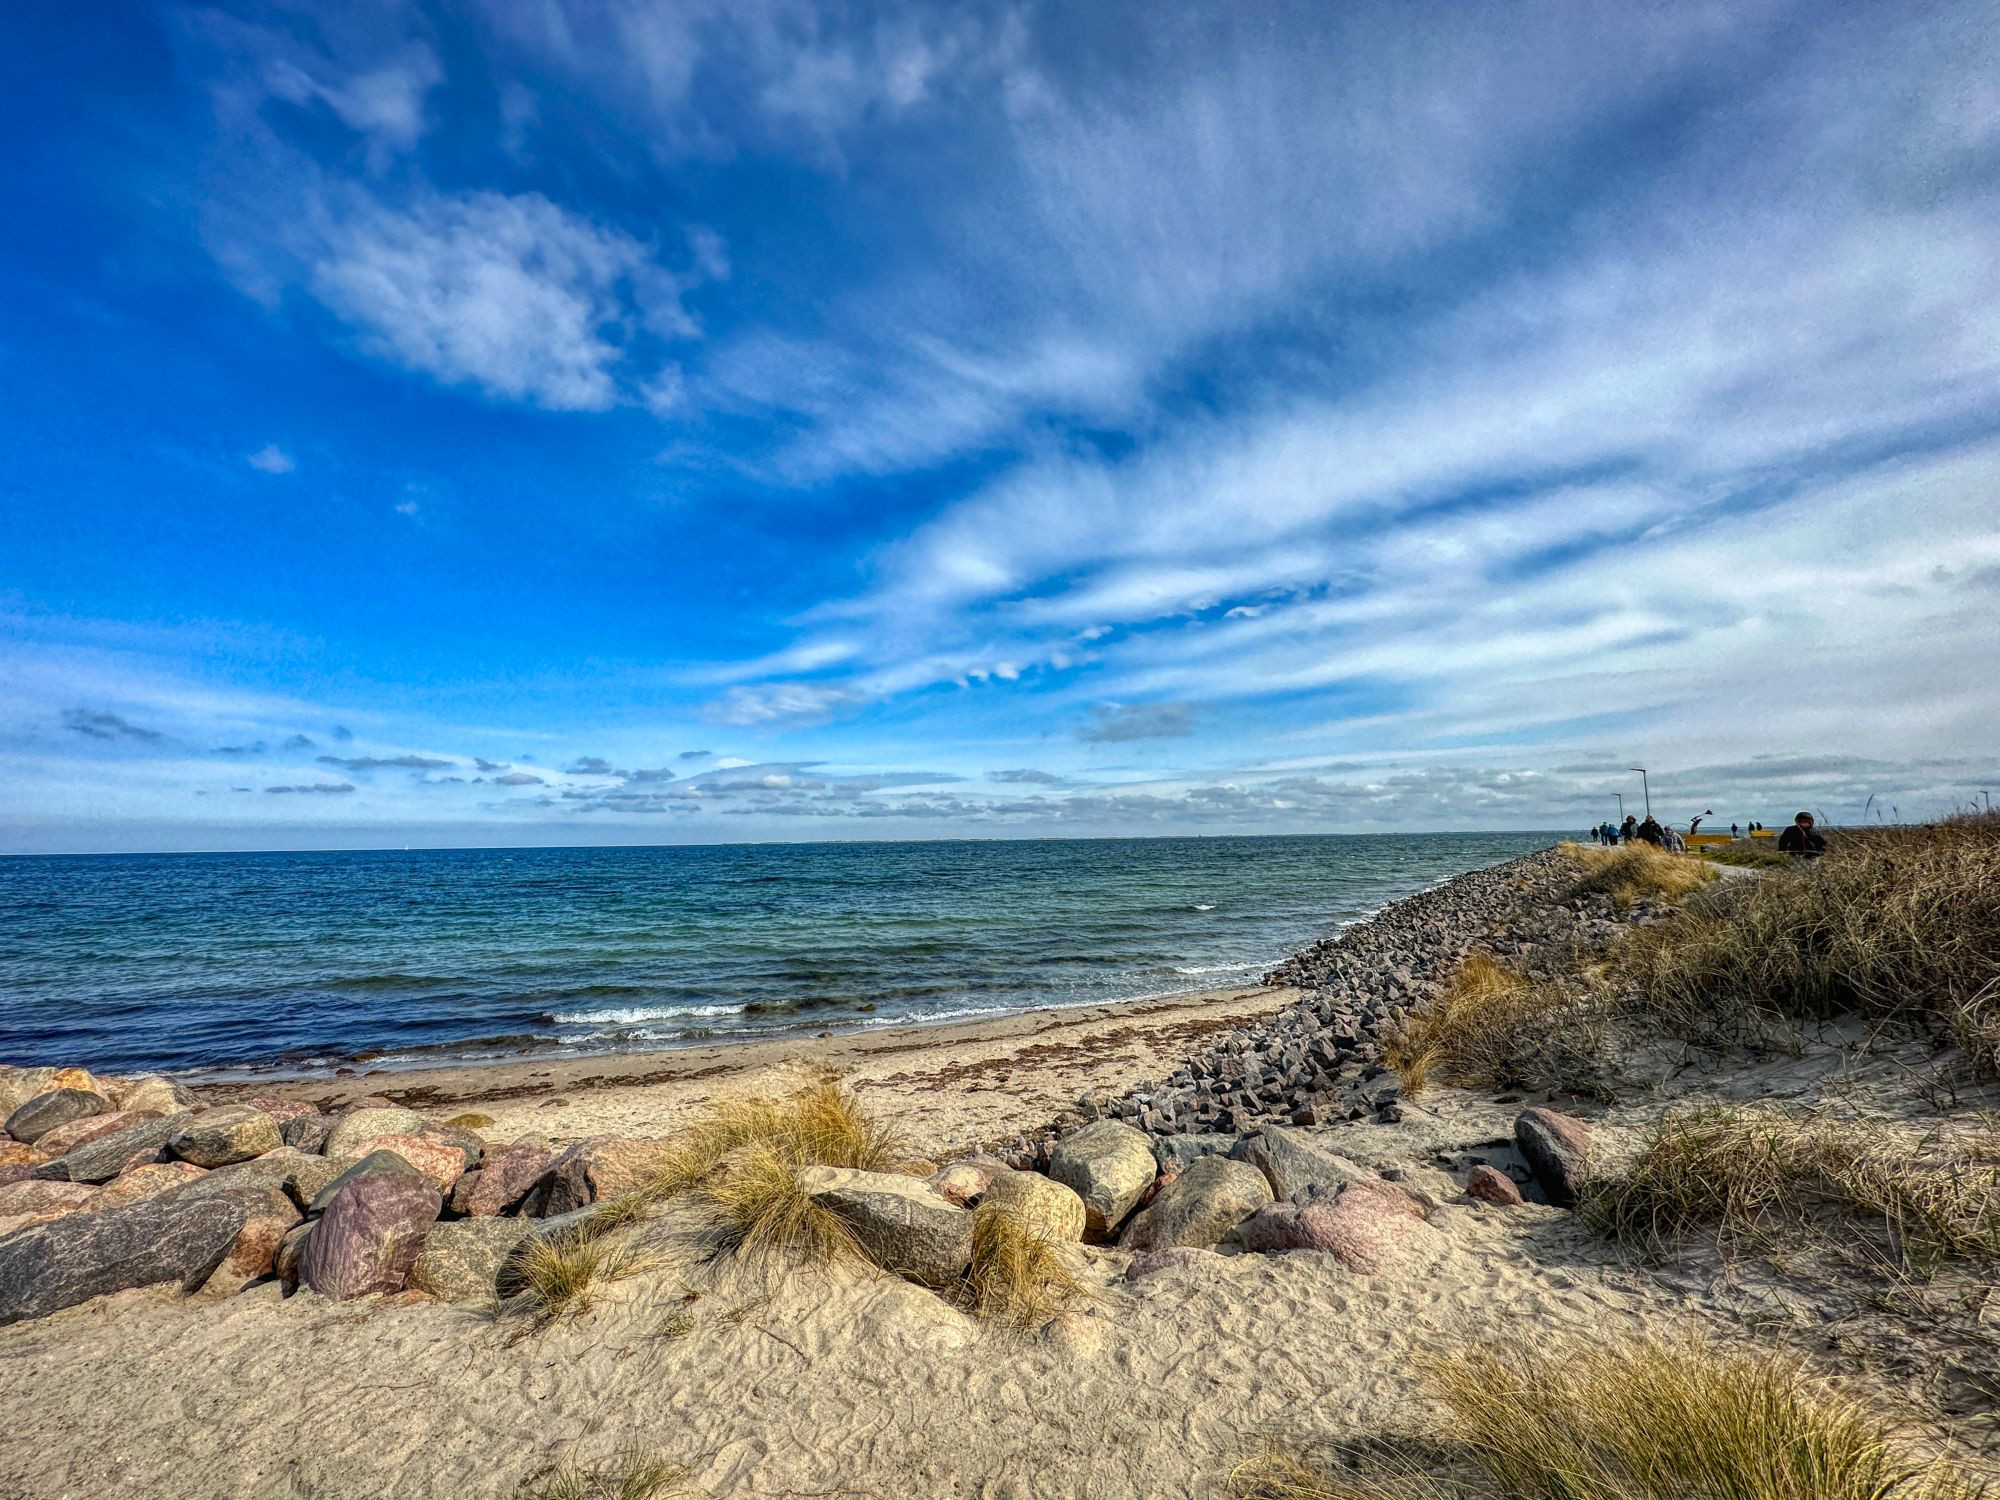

[963,1198,1089,1329]
[1231,1333,1989,1500]
[508,1226,651,1330]
[522,1448,699,1500]
[1386,954,1610,1100]
[446,1111,496,1129]
[1559,840,1717,909]
[643,1072,907,1263]
[1619,814,2000,1074]
[1581,1104,2000,1269]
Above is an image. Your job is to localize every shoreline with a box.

[195,983,1298,1158]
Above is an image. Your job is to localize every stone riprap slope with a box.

[1063,846,1646,1144]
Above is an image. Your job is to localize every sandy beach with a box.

[198,985,1297,1159]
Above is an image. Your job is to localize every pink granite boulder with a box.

[299,1173,441,1299]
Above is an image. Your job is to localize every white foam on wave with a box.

[1191,903,1216,911]
[552,1003,744,1025]
[1171,962,1247,975]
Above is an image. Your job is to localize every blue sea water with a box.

[0,833,1557,1076]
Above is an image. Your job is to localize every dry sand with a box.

[4,996,1994,1498]
[198,984,1297,1158]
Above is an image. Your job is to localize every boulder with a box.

[1119,1155,1273,1252]
[240,1097,319,1127]
[929,1160,999,1207]
[979,1170,1087,1243]
[168,1147,344,1213]
[418,1123,486,1171]
[798,1165,973,1288]
[1228,1127,1372,1199]
[450,1144,553,1217]
[299,1172,442,1298]
[0,1164,39,1190]
[280,1113,335,1153]
[521,1137,666,1218]
[335,1133,469,1194]
[50,1067,99,1094]
[0,1067,59,1119]
[1152,1134,1239,1174]
[306,1150,425,1216]
[0,1180,99,1238]
[1125,1246,1221,1283]
[0,1141,50,1169]
[30,1113,190,1184]
[93,1162,208,1210]
[273,1220,313,1290]
[197,1186,302,1296]
[1466,1165,1524,1206]
[1239,1181,1432,1274]
[111,1076,198,1115]
[1047,1121,1158,1239]
[0,1193,251,1325]
[408,1217,535,1302]
[33,1109,162,1158]
[5,1089,110,1146]
[322,1107,426,1161]
[1515,1108,1593,1208]
[169,1106,282,1168]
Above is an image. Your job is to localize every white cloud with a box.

[246,443,294,474]
[301,189,715,411]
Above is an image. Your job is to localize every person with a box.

[1663,823,1686,853]
[1620,815,1637,844]
[1636,814,1664,846]
[1731,822,1740,839]
[1777,812,1826,859]
[1689,814,1705,837]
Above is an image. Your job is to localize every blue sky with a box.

[4,0,1998,852]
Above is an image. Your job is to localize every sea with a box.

[0,833,1558,1077]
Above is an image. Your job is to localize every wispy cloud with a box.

[1077,703,1194,743]
[245,443,295,474]
[264,781,355,795]
[317,753,453,772]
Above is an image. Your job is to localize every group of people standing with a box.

[1591,815,1685,852]
[1588,811,1827,859]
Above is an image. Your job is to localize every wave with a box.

[1170,962,1250,975]
[1191,903,1216,911]
[548,1003,745,1025]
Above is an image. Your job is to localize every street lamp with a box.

[1630,767,1651,818]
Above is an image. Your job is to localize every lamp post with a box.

[1630,767,1651,819]
[1615,793,1625,820]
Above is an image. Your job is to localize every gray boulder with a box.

[0,1194,251,1325]
[299,1172,441,1298]
[168,1106,281,1168]
[31,1113,191,1183]
[280,1114,335,1153]
[322,1106,425,1161]
[1228,1126,1371,1199]
[1119,1154,1273,1252]
[0,1067,59,1120]
[112,1075,197,1115]
[799,1165,973,1287]
[1047,1121,1157,1239]
[1515,1108,1593,1208]
[521,1136,664,1218]
[306,1149,425,1216]
[166,1147,343,1213]
[5,1089,110,1146]
[408,1217,536,1302]
[979,1170,1087,1243]
[1152,1133,1238,1174]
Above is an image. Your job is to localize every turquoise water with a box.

[0,833,1556,1075]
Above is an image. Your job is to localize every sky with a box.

[3,1,1998,854]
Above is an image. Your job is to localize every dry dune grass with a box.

[505,1226,653,1331]
[1386,954,1611,1100]
[521,1449,699,1500]
[1581,1104,2000,1270]
[963,1198,1088,1329]
[638,1073,909,1263]
[1232,1333,1989,1500]
[1623,814,2000,1073]
[1560,840,1718,908]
